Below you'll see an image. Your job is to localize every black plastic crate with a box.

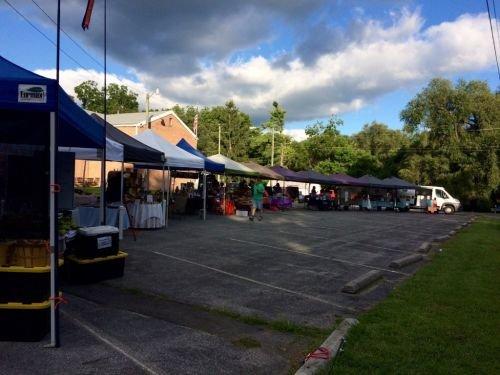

[72,226,119,259]
[0,301,50,341]
[0,260,63,304]
[64,252,127,284]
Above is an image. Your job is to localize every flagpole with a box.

[50,0,61,348]
[100,0,107,225]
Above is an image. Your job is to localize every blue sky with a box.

[0,0,498,137]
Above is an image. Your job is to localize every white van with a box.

[414,186,461,214]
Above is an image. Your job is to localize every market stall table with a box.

[127,201,165,229]
[77,206,130,230]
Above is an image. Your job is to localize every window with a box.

[435,189,449,199]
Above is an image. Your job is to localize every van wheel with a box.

[443,205,455,215]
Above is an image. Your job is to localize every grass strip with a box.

[322,218,500,374]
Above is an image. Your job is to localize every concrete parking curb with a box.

[448,230,456,236]
[342,270,383,294]
[434,234,450,242]
[417,242,431,253]
[389,253,423,269]
[295,318,359,375]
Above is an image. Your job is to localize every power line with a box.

[3,0,86,70]
[30,0,103,69]
[493,0,500,51]
[486,0,500,80]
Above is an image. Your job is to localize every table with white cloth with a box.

[77,206,130,229]
[127,201,165,229]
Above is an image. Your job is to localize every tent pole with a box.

[161,164,165,225]
[120,162,124,204]
[165,166,170,228]
[223,173,226,215]
[203,170,207,221]
[49,111,59,347]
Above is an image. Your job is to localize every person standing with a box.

[250,179,266,221]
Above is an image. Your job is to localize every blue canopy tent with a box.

[0,55,105,346]
[0,56,104,148]
[176,138,225,173]
[176,139,225,220]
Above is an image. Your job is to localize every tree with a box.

[106,83,139,114]
[74,80,139,114]
[400,78,500,207]
[171,104,199,131]
[352,122,410,177]
[262,101,286,165]
[74,80,103,112]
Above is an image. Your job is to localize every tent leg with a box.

[165,166,170,228]
[120,162,124,204]
[162,165,166,226]
[49,111,60,347]
[203,170,207,221]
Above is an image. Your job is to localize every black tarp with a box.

[91,114,164,164]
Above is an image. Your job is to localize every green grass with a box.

[322,218,500,374]
[207,306,331,339]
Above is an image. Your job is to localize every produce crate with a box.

[0,301,50,341]
[72,226,119,259]
[0,241,15,266]
[0,259,64,303]
[8,240,50,268]
[64,251,127,284]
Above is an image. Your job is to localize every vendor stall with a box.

[134,130,204,227]
[207,154,258,215]
[0,56,105,344]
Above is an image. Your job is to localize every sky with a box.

[1,0,499,140]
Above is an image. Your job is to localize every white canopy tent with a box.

[133,130,205,226]
[208,154,257,176]
[59,137,124,161]
[134,130,204,169]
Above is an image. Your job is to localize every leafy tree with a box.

[262,101,286,165]
[74,80,138,114]
[74,80,103,112]
[353,122,410,177]
[171,104,199,131]
[106,83,139,114]
[400,78,500,206]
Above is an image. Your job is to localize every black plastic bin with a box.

[72,226,119,259]
[64,252,127,284]
[0,301,50,341]
[0,260,63,303]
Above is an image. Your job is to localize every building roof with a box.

[93,110,198,140]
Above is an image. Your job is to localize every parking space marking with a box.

[148,250,355,312]
[276,229,411,254]
[63,311,160,375]
[229,238,408,276]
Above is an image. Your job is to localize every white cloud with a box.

[34,68,173,110]
[284,128,308,142]
[36,11,495,124]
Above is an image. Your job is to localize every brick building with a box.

[75,111,198,190]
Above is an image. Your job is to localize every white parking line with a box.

[276,229,411,254]
[148,250,355,312]
[229,238,408,276]
[63,311,160,375]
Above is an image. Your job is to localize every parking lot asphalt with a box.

[0,209,472,374]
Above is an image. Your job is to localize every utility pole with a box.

[280,134,285,166]
[145,88,159,129]
[271,125,275,166]
[218,124,221,154]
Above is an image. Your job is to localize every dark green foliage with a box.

[74,80,139,114]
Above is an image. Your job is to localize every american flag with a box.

[81,0,95,30]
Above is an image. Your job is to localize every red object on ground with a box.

[305,346,330,361]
